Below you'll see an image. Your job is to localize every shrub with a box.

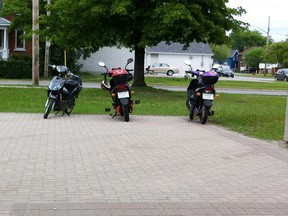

[0,58,32,79]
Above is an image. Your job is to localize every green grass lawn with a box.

[0,85,286,141]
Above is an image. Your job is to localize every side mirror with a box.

[98,62,105,67]
[127,58,133,64]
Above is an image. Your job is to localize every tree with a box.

[210,44,231,64]
[229,30,266,52]
[243,47,265,70]
[4,0,246,87]
[41,0,246,86]
[266,41,288,67]
[1,0,46,40]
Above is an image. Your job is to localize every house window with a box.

[15,29,26,51]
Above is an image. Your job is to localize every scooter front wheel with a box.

[43,98,55,119]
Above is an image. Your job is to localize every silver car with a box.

[146,63,179,76]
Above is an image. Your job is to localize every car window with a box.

[162,63,169,67]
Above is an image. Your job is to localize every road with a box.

[0,75,286,96]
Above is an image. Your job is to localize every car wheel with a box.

[149,70,154,74]
[167,70,174,76]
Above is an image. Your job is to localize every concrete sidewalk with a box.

[1,113,288,215]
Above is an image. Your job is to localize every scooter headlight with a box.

[49,83,62,90]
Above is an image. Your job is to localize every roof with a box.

[230,49,239,57]
[239,46,261,55]
[0,18,11,26]
[146,41,213,55]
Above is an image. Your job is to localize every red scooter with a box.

[98,58,140,122]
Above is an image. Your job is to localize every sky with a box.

[227,0,288,42]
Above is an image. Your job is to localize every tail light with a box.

[117,84,128,91]
[204,86,214,92]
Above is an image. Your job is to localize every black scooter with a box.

[185,60,219,124]
[43,65,82,119]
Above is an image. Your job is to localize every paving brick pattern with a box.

[1,113,288,215]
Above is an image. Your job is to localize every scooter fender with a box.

[48,92,57,100]
[203,99,213,107]
[119,98,129,105]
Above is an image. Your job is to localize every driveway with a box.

[1,113,288,215]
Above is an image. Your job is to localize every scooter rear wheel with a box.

[200,105,209,124]
[122,104,130,122]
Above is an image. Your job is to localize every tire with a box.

[167,70,174,76]
[43,98,55,119]
[199,105,209,124]
[65,99,75,116]
[285,77,288,82]
[122,104,130,122]
[65,105,75,116]
[189,104,197,122]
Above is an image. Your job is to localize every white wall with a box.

[145,53,213,76]
[78,46,213,76]
[78,47,134,74]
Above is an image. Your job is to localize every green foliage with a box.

[210,44,231,63]
[1,0,46,41]
[266,41,288,67]
[0,59,32,79]
[244,47,265,68]
[229,30,266,52]
[42,0,245,51]
[4,0,246,86]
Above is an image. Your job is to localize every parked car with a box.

[221,67,235,78]
[275,68,288,81]
[146,63,179,76]
[214,65,234,78]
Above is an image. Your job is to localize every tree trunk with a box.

[132,46,147,87]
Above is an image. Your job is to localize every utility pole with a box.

[44,0,51,78]
[264,16,270,76]
[32,0,39,85]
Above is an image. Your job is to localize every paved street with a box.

[1,113,288,215]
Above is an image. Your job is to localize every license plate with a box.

[117,91,129,98]
[203,93,214,100]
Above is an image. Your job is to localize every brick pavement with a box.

[1,113,288,215]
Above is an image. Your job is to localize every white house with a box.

[145,42,213,76]
[78,42,213,76]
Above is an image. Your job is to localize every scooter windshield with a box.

[49,76,66,91]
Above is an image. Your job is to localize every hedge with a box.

[0,59,32,79]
